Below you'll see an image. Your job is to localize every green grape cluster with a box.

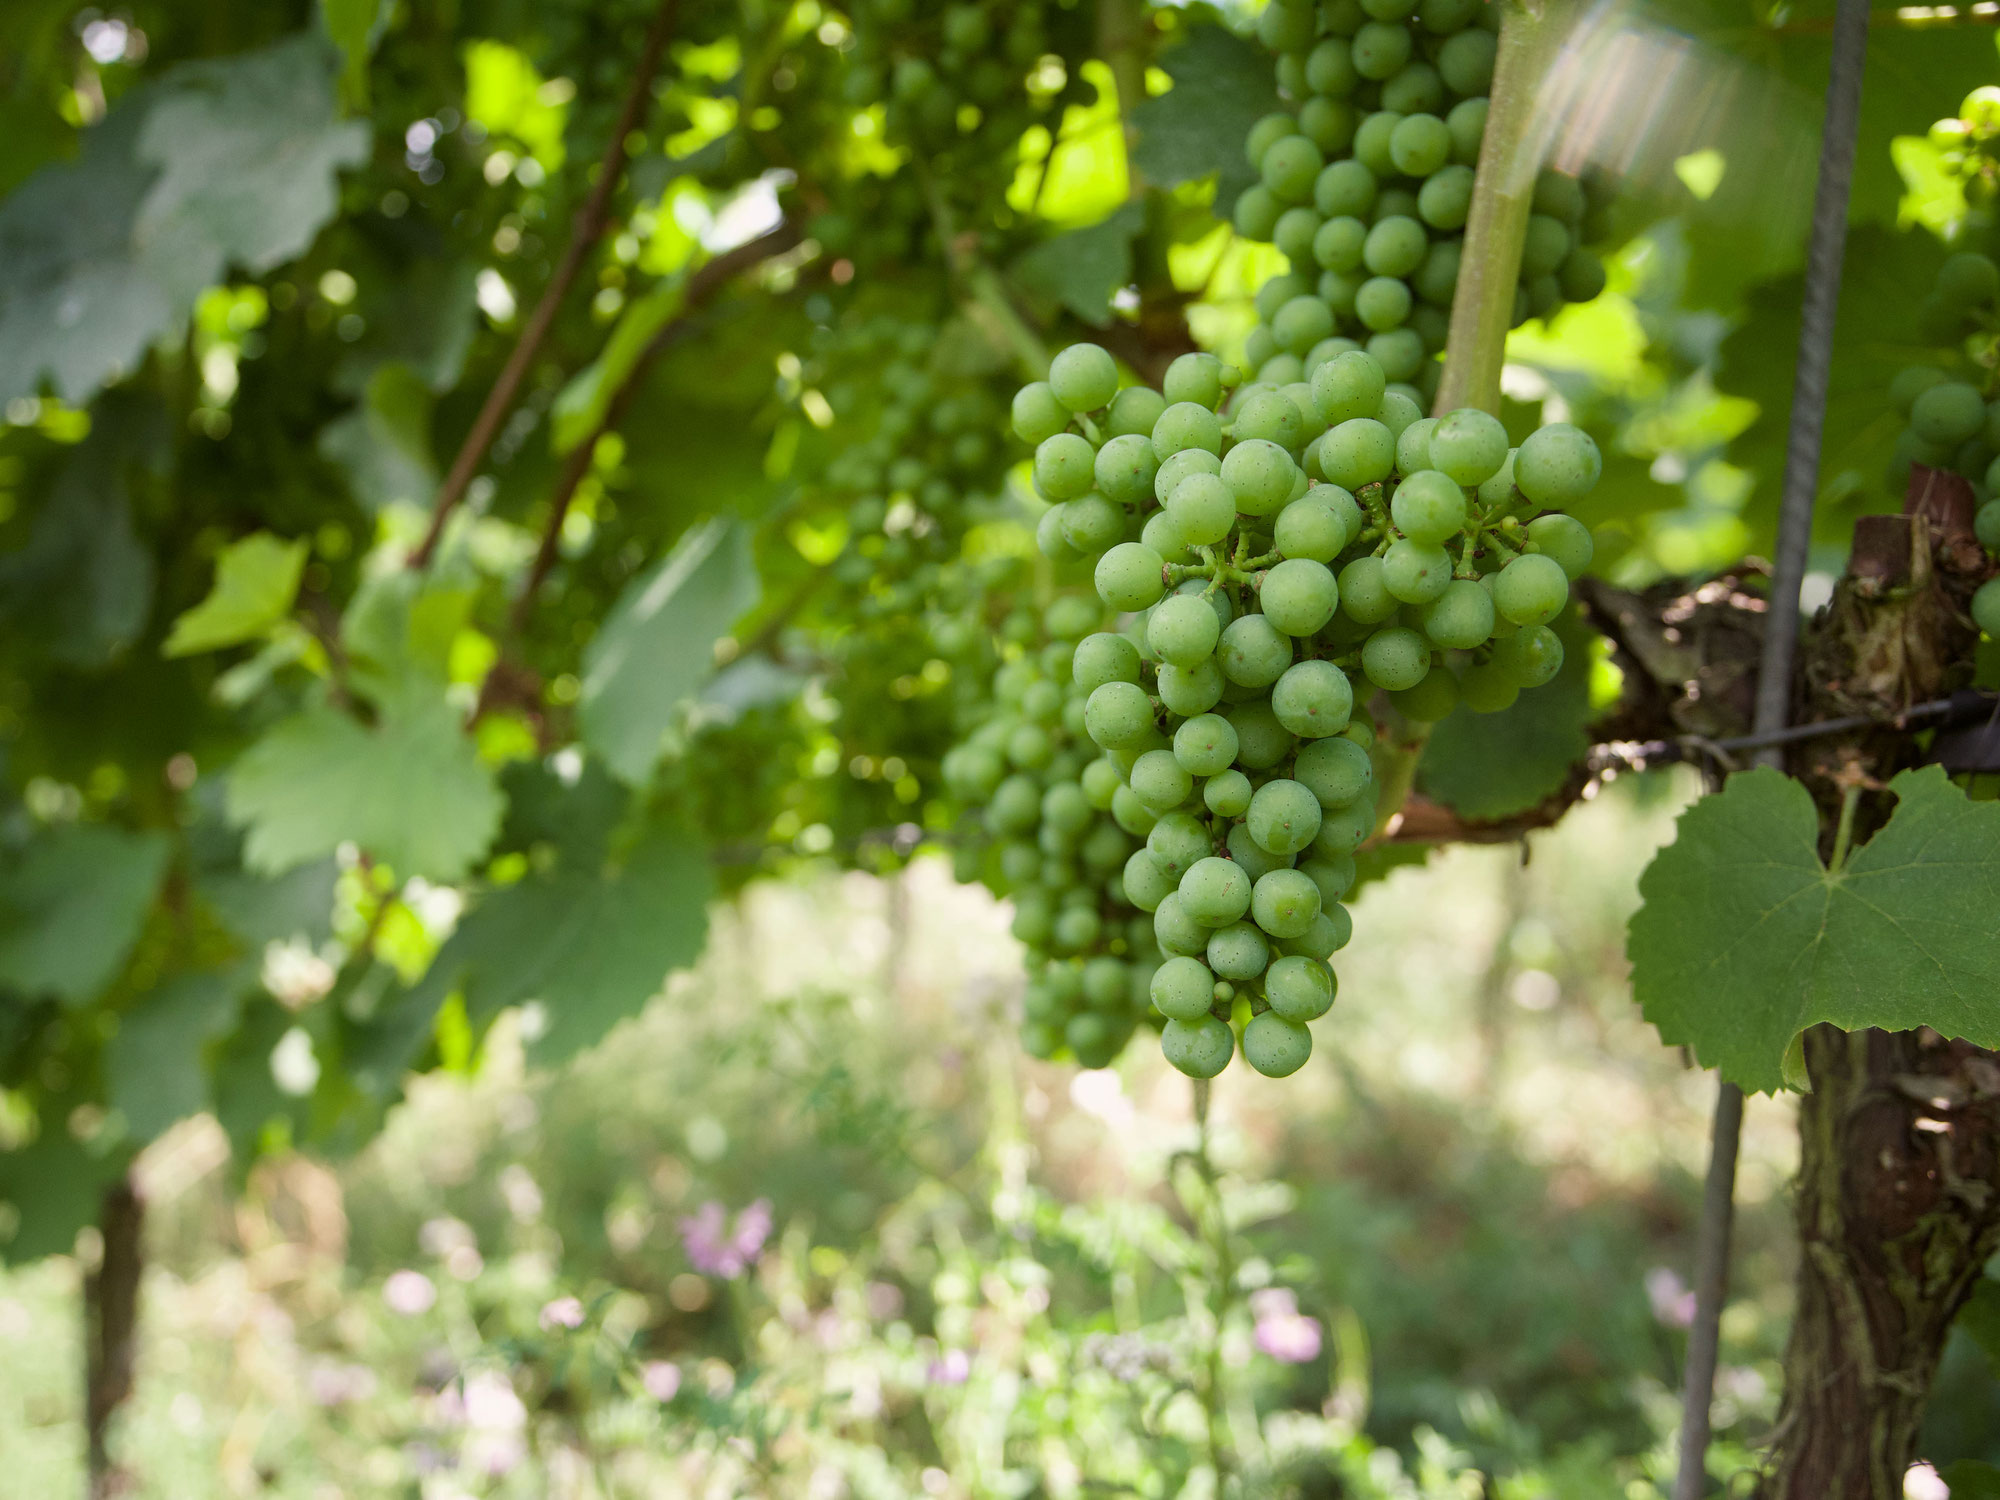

[940,600,1160,1069]
[1233,0,1611,404]
[816,0,1095,267]
[1004,339,1599,1079]
[1869,250,2000,639]
[1884,251,2000,510]
[802,311,1010,614]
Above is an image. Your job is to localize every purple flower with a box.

[539,1296,586,1331]
[642,1360,683,1402]
[1646,1267,1697,1330]
[927,1348,971,1385]
[383,1269,437,1316]
[1250,1288,1323,1365]
[679,1198,774,1279]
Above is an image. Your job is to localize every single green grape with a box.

[1162,1014,1234,1077]
[1527,513,1595,579]
[1164,352,1227,409]
[1050,343,1119,413]
[1035,433,1097,501]
[1095,542,1167,613]
[1261,557,1341,636]
[1174,713,1240,777]
[1094,432,1159,507]
[1428,408,1509,486]
[1074,632,1141,692]
[1219,614,1295,688]
[1252,867,1322,939]
[1382,537,1453,603]
[1248,777,1323,856]
[1129,747,1194,811]
[1295,736,1373,809]
[1271,659,1354,738]
[1973,576,2000,636]
[1513,423,1602,507]
[1391,469,1467,544]
[1361,625,1431,691]
[1420,577,1496,649]
[1151,955,1219,1020]
[1084,680,1156,750]
[1338,555,1400,623]
[1205,768,1254,817]
[1274,491,1352,562]
[1012,381,1072,445]
[1242,1012,1312,1077]
[1492,622,1564,687]
[1148,592,1225,668]
[1158,657,1226,716]
[1153,402,1225,461]
[1265,954,1336,1021]
[1180,856,1253,927]
[1207,920,1272,981]
[1492,553,1569,626]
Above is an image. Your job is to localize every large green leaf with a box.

[164,532,308,657]
[1716,224,1944,548]
[1945,1463,2000,1500]
[317,365,439,512]
[0,35,368,404]
[1960,1276,2000,1380]
[106,967,250,1140]
[402,820,712,1066]
[579,516,760,785]
[0,824,171,1005]
[226,695,503,882]
[1629,766,2000,1093]
[1011,202,1148,327]
[0,414,159,668]
[1130,22,1277,205]
[1416,613,1593,821]
[0,1129,123,1262]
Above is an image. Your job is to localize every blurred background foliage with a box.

[3,0,2000,1492]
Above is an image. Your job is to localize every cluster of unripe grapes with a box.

[1235,0,1610,404]
[978,339,1598,1079]
[800,313,1010,620]
[1870,251,2000,637]
[941,601,1159,1070]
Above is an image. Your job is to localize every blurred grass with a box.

[0,768,1848,1496]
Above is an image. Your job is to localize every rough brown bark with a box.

[1756,469,2000,1496]
[84,1175,143,1499]
[1760,1028,2000,1498]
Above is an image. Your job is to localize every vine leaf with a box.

[0,36,367,405]
[0,824,172,1004]
[1628,765,2000,1094]
[0,1130,125,1262]
[164,532,308,656]
[1129,24,1278,205]
[1416,612,1593,821]
[396,819,712,1068]
[1012,202,1147,327]
[106,966,250,1140]
[580,517,759,785]
[1958,1276,2000,1379]
[226,695,503,882]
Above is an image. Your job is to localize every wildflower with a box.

[1645,1267,1697,1330]
[1249,1287,1323,1365]
[679,1198,774,1279]
[927,1348,971,1385]
[642,1360,683,1402]
[539,1296,586,1331]
[383,1269,437,1316]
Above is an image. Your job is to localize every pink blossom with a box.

[642,1361,683,1402]
[865,1281,905,1320]
[539,1296,586,1331]
[1250,1287,1323,1365]
[1646,1267,1697,1330]
[927,1348,971,1385]
[679,1198,774,1279]
[383,1269,437,1316]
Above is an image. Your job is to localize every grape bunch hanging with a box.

[949,339,1599,1081]
[1235,0,1610,405]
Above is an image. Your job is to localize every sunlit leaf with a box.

[164,532,309,657]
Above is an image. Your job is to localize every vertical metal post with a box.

[1672,0,1869,1493]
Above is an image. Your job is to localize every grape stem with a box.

[1431,0,1582,417]
[409,0,683,570]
